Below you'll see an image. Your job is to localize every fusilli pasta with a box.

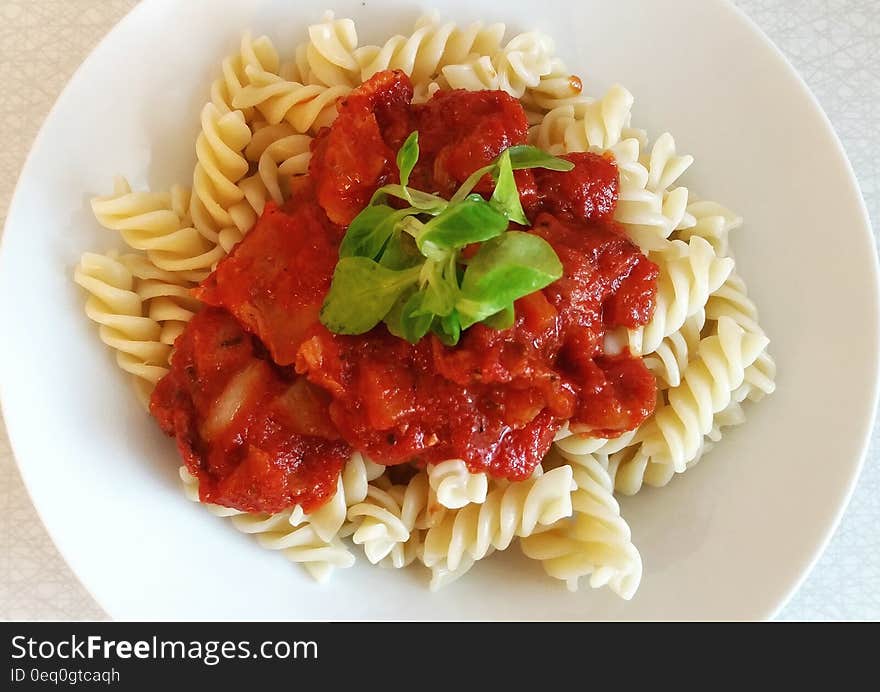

[189,103,253,239]
[427,460,489,509]
[233,67,350,134]
[521,451,642,598]
[74,251,170,388]
[355,14,505,85]
[639,316,768,472]
[421,465,575,589]
[91,177,224,281]
[627,236,734,356]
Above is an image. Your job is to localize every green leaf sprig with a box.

[320,132,573,345]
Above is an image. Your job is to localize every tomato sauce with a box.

[194,186,342,366]
[150,70,659,511]
[150,308,349,514]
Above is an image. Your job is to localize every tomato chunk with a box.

[151,308,349,513]
[310,70,414,225]
[412,89,530,196]
[195,195,342,366]
[534,151,620,222]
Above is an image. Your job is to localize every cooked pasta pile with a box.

[74,11,775,600]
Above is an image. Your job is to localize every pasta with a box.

[91,177,224,282]
[520,58,585,112]
[705,273,777,401]
[627,237,734,357]
[521,452,641,599]
[293,12,361,87]
[427,459,489,509]
[639,316,768,472]
[210,32,280,117]
[440,31,555,98]
[354,14,505,85]
[75,13,775,600]
[233,67,350,134]
[421,465,575,589]
[74,251,171,388]
[642,309,705,389]
[179,454,384,581]
[189,102,253,238]
[532,84,637,153]
[238,123,313,216]
[342,470,435,565]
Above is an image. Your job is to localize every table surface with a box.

[1,0,878,621]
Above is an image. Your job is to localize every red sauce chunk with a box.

[150,307,349,513]
[533,151,620,223]
[194,189,343,366]
[150,70,661,511]
[309,70,414,225]
[411,88,532,197]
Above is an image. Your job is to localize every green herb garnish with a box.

[319,133,573,345]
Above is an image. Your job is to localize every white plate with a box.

[1,0,877,620]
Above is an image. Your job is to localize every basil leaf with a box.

[377,184,447,214]
[418,258,459,317]
[384,289,433,343]
[340,205,414,259]
[378,231,423,270]
[397,131,419,189]
[320,258,421,334]
[432,311,462,346]
[418,195,509,255]
[489,149,529,225]
[506,145,575,172]
[456,232,563,328]
[448,163,495,204]
[483,303,515,330]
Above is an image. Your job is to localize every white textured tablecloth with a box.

[1,0,877,620]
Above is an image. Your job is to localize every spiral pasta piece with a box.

[421,465,575,587]
[520,57,585,111]
[189,103,253,241]
[427,460,489,509]
[441,31,555,98]
[553,84,636,152]
[293,11,361,87]
[210,31,280,119]
[91,177,225,281]
[237,123,313,216]
[609,390,748,495]
[286,452,386,543]
[642,132,694,194]
[627,237,734,356]
[373,472,433,569]
[674,200,743,258]
[552,427,640,456]
[232,66,350,135]
[119,253,200,348]
[642,309,706,388]
[639,316,768,472]
[521,452,642,598]
[74,251,171,388]
[705,273,776,401]
[355,14,506,85]
[528,102,576,154]
[343,470,436,566]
